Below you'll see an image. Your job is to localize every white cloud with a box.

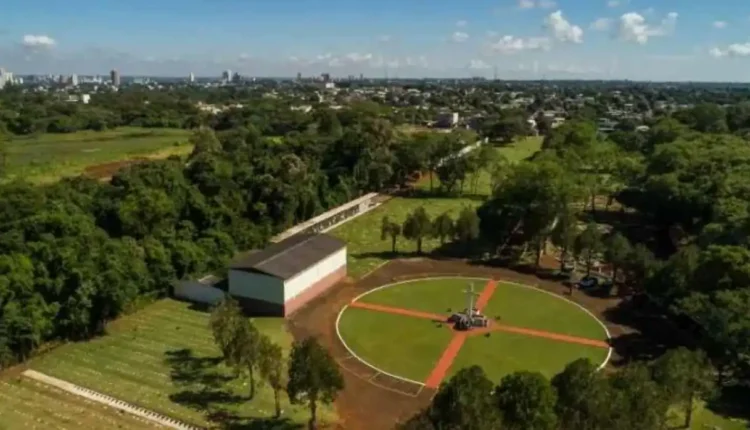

[486,30,498,38]
[518,0,556,9]
[709,43,750,58]
[607,0,625,7]
[546,63,602,75]
[377,35,391,42]
[468,59,491,70]
[488,35,552,54]
[456,20,467,27]
[618,11,677,44]
[590,18,612,31]
[545,11,584,43]
[21,35,56,49]
[713,21,728,29]
[344,52,373,63]
[451,31,469,42]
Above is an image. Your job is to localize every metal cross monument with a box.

[464,283,479,313]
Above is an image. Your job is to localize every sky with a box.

[2,0,750,81]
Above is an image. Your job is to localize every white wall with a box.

[284,248,347,302]
[173,280,225,305]
[228,269,285,305]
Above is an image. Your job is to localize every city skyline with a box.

[2,0,750,81]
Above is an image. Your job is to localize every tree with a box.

[552,359,610,430]
[427,366,500,430]
[432,211,454,245]
[495,371,558,430]
[257,334,287,418]
[652,347,716,428]
[287,337,344,430]
[402,207,433,254]
[550,206,579,274]
[608,363,670,430]
[0,123,8,178]
[188,127,222,160]
[454,206,480,253]
[209,297,262,398]
[575,222,603,277]
[380,216,402,253]
[603,232,631,287]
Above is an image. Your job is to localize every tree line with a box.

[209,298,343,430]
[401,348,715,430]
[0,103,487,367]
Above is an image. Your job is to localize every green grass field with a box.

[357,278,607,340]
[4,127,192,183]
[0,376,164,430]
[451,331,608,383]
[26,299,335,428]
[330,137,543,278]
[337,277,608,383]
[337,308,452,381]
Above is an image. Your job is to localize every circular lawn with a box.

[336,277,611,387]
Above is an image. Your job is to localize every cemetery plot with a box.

[0,376,164,429]
[26,299,336,428]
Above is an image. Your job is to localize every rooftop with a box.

[229,233,346,280]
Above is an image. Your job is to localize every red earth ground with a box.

[287,257,637,430]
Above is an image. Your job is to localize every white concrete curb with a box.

[335,305,426,387]
[22,369,203,430]
[336,276,613,387]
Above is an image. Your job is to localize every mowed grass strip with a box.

[28,299,335,428]
[4,127,192,184]
[330,137,543,278]
[330,196,483,277]
[356,278,488,316]
[449,330,610,384]
[337,307,453,382]
[482,283,608,341]
[0,377,163,430]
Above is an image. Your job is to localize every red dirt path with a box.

[424,334,467,388]
[474,279,497,310]
[287,259,634,430]
[347,301,446,322]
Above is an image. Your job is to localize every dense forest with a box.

[0,92,483,366]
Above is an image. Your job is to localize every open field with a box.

[0,375,165,430]
[451,331,608,382]
[358,279,607,340]
[330,137,543,278]
[4,127,192,183]
[337,277,609,386]
[338,309,452,381]
[26,299,335,428]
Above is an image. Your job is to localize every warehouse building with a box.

[227,233,347,316]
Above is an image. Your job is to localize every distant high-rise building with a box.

[188,72,195,83]
[321,73,331,83]
[221,70,232,82]
[110,69,120,86]
[0,68,13,89]
[296,72,302,81]
[359,73,364,80]
[71,74,79,86]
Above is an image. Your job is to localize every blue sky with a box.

[2,0,750,80]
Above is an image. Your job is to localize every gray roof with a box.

[229,233,346,280]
